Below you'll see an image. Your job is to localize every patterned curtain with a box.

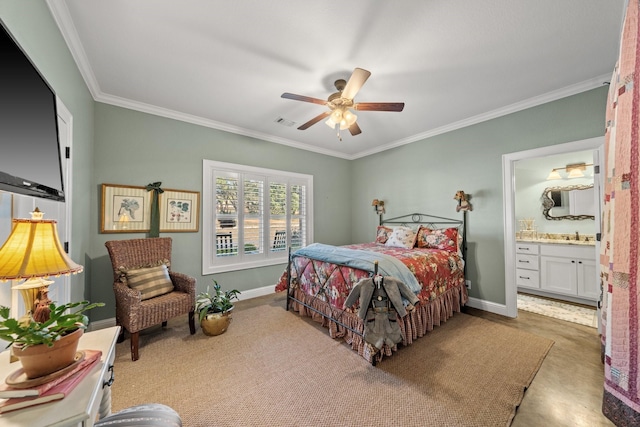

[601,0,640,424]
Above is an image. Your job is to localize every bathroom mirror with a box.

[541,184,595,220]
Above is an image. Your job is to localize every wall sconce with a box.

[371,199,385,215]
[546,162,593,180]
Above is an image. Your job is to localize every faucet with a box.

[575,231,580,241]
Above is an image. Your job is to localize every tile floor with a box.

[466,301,612,426]
[517,293,598,328]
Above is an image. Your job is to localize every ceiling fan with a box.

[281,68,404,140]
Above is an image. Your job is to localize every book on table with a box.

[0,349,102,413]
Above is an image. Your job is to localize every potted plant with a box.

[0,300,103,379]
[195,280,240,336]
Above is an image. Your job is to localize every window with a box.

[202,160,313,274]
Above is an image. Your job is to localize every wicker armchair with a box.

[105,237,196,361]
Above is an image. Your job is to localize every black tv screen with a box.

[0,20,65,202]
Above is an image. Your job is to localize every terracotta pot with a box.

[13,328,83,379]
[200,311,233,336]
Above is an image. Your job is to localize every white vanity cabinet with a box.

[515,243,540,289]
[540,244,598,300]
[515,241,598,304]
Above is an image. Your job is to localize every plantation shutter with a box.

[243,175,264,255]
[290,182,306,250]
[215,172,239,257]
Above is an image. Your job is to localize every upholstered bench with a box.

[95,403,182,426]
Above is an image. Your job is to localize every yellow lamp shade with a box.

[0,218,83,281]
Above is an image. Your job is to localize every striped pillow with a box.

[125,264,174,300]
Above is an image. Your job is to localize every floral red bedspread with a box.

[275,242,465,311]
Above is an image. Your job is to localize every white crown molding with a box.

[352,74,610,159]
[48,0,608,161]
[46,0,102,100]
[85,73,610,162]
[95,91,352,160]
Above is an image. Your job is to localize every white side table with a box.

[0,326,120,427]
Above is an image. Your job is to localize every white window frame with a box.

[202,160,313,274]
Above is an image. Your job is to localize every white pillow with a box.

[384,226,417,249]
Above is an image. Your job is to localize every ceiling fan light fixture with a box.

[325,117,336,128]
[326,108,356,130]
[282,68,403,138]
[343,109,357,126]
[325,109,342,128]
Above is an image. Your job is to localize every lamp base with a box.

[12,277,54,324]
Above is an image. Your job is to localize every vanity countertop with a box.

[516,237,595,246]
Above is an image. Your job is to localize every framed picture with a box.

[100,184,151,233]
[159,189,200,232]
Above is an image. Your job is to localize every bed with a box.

[275,212,468,364]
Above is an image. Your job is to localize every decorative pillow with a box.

[117,259,171,277]
[384,226,417,249]
[416,226,459,252]
[123,264,174,300]
[375,226,393,244]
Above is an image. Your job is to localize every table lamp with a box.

[0,208,83,324]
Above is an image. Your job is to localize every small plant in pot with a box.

[0,300,104,379]
[196,280,240,336]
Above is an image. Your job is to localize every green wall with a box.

[0,1,95,304]
[351,87,607,304]
[90,104,352,320]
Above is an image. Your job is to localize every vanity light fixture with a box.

[546,169,563,180]
[566,163,587,178]
[546,162,593,180]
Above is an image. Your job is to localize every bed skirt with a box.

[287,283,468,364]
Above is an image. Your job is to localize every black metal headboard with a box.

[380,212,468,274]
[380,212,462,229]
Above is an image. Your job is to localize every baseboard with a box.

[91,288,507,330]
[88,285,277,331]
[466,296,510,317]
[235,284,276,301]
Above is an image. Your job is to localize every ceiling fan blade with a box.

[348,122,362,136]
[281,93,328,106]
[341,68,371,100]
[297,111,331,130]
[354,102,405,112]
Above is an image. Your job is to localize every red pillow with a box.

[416,226,459,252]
[375,226,393,244]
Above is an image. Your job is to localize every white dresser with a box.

[0,326,120,427]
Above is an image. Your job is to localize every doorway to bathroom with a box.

[502,136,604,327]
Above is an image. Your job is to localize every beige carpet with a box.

[111,301,553,427]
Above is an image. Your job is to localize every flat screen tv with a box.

[0,20,65,202]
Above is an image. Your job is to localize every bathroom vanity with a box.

[516,239,598,306]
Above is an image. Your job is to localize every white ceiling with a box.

[47,0,625,160]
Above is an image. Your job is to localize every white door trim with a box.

[9,98,74,314]
[502,136,604,318]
